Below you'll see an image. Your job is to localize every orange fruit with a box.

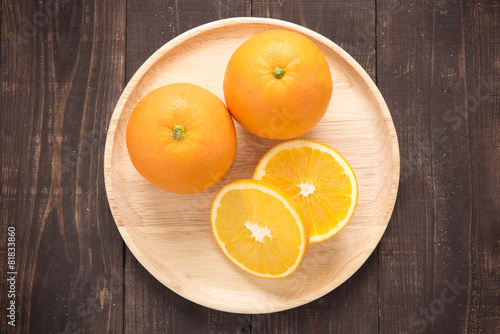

[223,29,333,139]
[126,83,237,194]
[211,179,309,278]
[254,139,358,243]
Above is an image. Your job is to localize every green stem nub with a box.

[172,124,186,141]
[272,66,285,79]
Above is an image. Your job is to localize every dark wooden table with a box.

[1,1,499,333]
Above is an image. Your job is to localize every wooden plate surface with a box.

[104,17,399,314]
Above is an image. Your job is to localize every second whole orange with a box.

[223,29,333,140]
[126,83,237,194]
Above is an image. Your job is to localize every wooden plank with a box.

[0,0,125,333]
[124,1,252,333]
[377,0,499,332]
[463,1,500,332]
[377,0,465,332]
[251,1,379,333]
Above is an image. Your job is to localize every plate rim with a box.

[104,17,400,314]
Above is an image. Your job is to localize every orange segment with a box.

[254,139,358,243]
[211,179,309,278]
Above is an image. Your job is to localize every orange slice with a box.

[211,179,309,278]
[254,139,358,243]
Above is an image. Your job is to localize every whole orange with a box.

[223,29,333,140]
[126,83,237,194]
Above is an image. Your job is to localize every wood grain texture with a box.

[1,0,498,333]
[0,0,125,333]
[124,1,252,333]
[377,0,500,333]
[251,0,379,332]
[105,17,398,314]
[462,1,500,332]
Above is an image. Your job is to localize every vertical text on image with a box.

[6,227,17,327]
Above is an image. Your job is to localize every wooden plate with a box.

[104,17,399,314]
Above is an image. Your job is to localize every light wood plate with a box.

[104,17,399,314]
